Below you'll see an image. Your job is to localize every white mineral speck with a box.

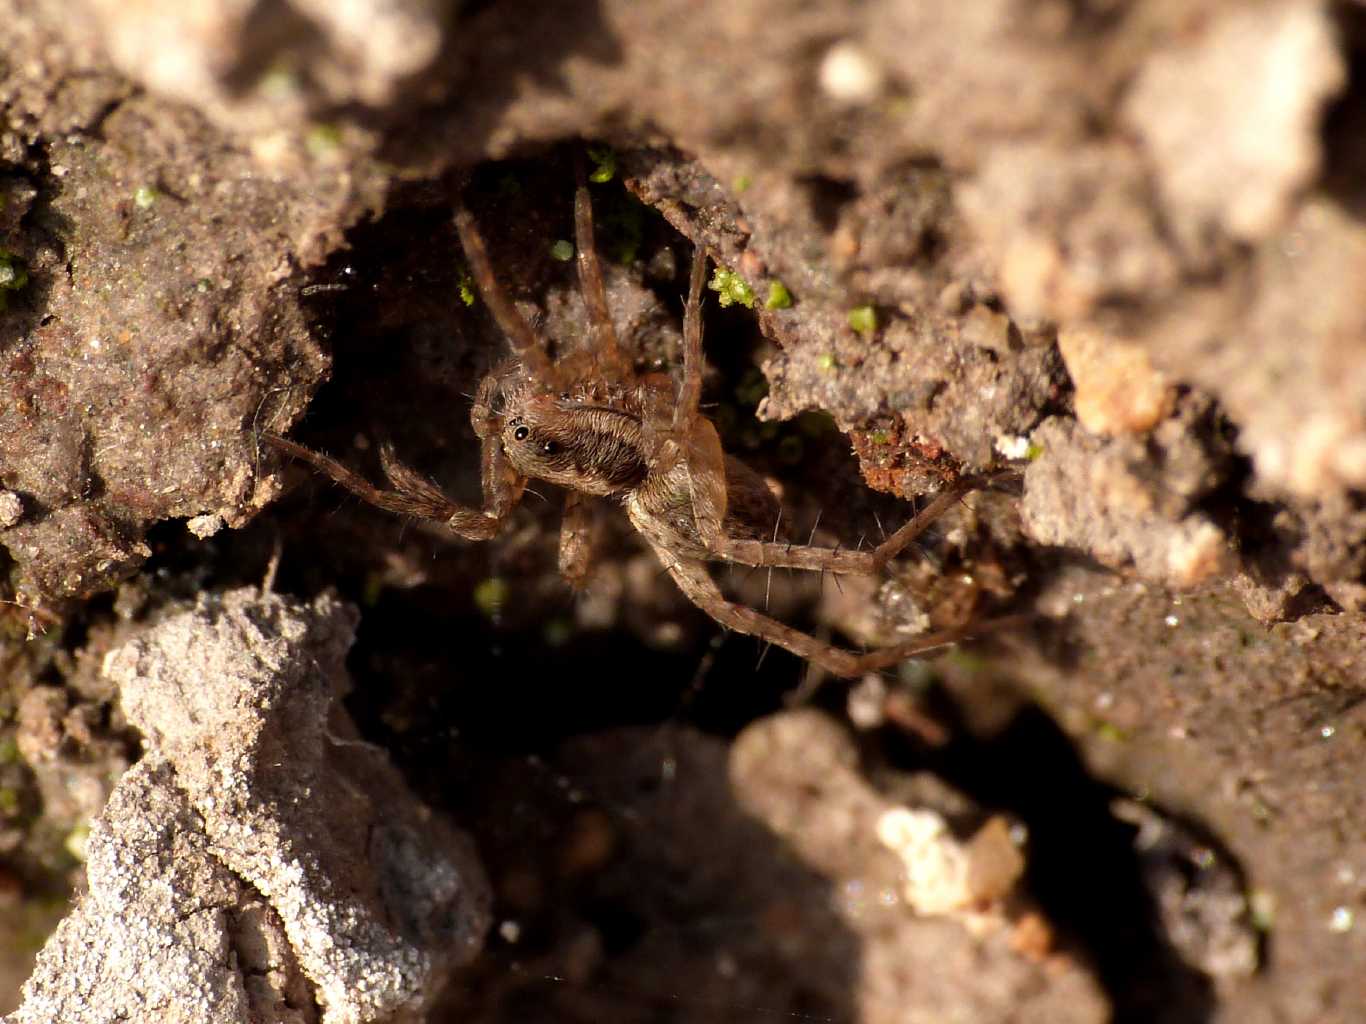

[876,807,973,916]
[819,41,885,104]
[186,513,225,539]
[995,434,1032,459]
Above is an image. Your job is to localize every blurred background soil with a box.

[1,1,1365,1021]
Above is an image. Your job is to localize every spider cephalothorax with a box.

[494,377,655,495]
[270,159,1005,677]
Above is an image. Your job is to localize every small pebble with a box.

[0,491,22,528]
[819,42,885,103]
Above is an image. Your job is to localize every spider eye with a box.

[513,425,530,441]
[542,439,560,455]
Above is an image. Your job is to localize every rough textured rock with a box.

[1121,3,1344,249]
[0,2,378,603]
[1057,327,1173,438]
[729,710,1108,1024]
[8,757,304,1024]
[1023,414,1232,589]
[5,589,489,1024]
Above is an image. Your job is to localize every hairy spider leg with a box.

[454,204,562,386]
[266,434,514,540]
[658,550,1018,679]
[573,154,631,381]
[668,247,990,576]
[672,248,731,546]
[557,490,596,589]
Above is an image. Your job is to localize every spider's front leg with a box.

[267,377,525,541]
[557,491,596,589]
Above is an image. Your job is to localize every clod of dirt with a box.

[1023,414,1232,590]
[7,758,313,1024]
[6,588,490,1024]
[0,4,404,604]
[1056,327,1173,438]
[730,709,1109,1024]
[1121,3,1344,250]
[0,493,21,529]
[77,0,446,121]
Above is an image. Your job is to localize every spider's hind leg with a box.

[706,474,990,577]
[658,548,1016,679]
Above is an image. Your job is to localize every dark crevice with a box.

[224,880,322,1024]
[800,174,859,235]
[1322,2,1366,218]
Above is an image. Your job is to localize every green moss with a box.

[869,430,892,445]
[457,270,476,307]
[897,658,938,692]
[764,280,792,310]
[1249,889,1276,931]
[816,351,837,372]
[1094,720,1128,743]
[796,411,838,438]
[133,185,158,209]
[258,67,300,100]
[708,267,756,308]
[549,239,575,262]
[848,304,877,335]
[944,649,987,674]
[776,436,804,465]
[1025,442,1044,461]
[0,735,17,764]
[305,123,343,158]
[733,174,752,193]
[0,787,18,816]
[64,823,90,862]
[361,572,385,608]
[544,618,574,647]
[734,367,769,406]
[597,194,645,264]
[0,250,29,311]
[587,145,617,183]
[473,576,509,618]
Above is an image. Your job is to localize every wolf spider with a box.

[269,164,1004,678]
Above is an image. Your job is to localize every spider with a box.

[268,161,1006,678]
